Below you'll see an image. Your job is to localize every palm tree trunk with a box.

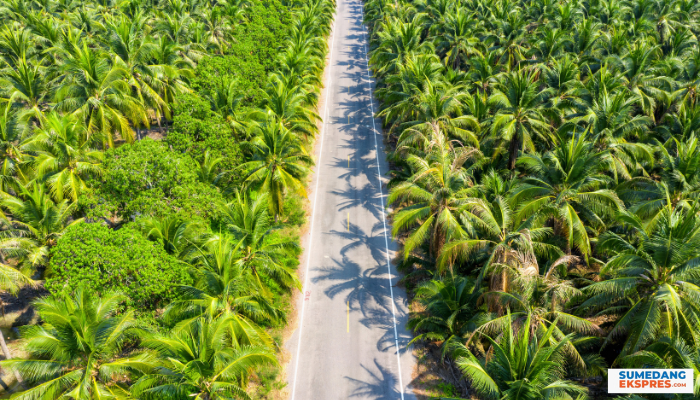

[0,329,22,384]
[508,130,520,170]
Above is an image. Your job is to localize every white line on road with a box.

[289,16,337,400]
[360,4,406,399]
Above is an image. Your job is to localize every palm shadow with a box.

[345,359,402,400]
[312,255,392,321]
[358,306,413,353]
[329,221,388,266]
[332,184,383,222]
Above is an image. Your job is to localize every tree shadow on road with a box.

[311,254,392,321]
[345,359,402,400]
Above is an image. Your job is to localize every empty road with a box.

[285,0,416,399]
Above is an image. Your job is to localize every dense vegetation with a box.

[364,0,700,398]
[0,0,334,397]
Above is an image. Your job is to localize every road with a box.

[285,0,417,398]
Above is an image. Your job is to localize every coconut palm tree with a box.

[408,272,480,357]
[239,121,313,220]
[21,111,103,202]
[453,313,587,400]
[0,100,29,193]
[0,290,149,400]
[164,232,281,349]
[0,181,81,270]
[513,134,624,260]
[620,337,700,397]
[140,214,200,258]
[486,68,557,170]
[54,41,147,147]
[433,7,484,69]
[389,130,478,262]
[218,191,301,289]
[132,316,277,400]
[263,75,320,139]
[582,205,700,360]
[621,136,700,224]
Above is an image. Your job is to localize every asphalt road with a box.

[285,0,417,398]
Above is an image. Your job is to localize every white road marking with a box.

[360,5,406,398]
[289,16,337,400]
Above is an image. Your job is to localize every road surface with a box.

[285,0,417,398]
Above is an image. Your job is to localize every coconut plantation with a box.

[363,0,700,398]
[0,0,334,398]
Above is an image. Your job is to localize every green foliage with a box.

[453,313,586,400]
[47,222,191,310]
[84,138,224,222]
[167,93,245,172]
[0,290,147,400]
[0,0,335,398]
[365,0,700,394]
[190,0,292,104]
[132,317,277,400]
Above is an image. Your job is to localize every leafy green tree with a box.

[86,138,224,222]
[167,93,245,172]
[47,222,191,310]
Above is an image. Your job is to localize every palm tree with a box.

[132,316,277,400]
[206,77,263,139]
[0,290,149,400]
[621,136,700,224]
[390,80,480,147]
[454,313,587,400]
[582,206,700,360]
[487,69,557,170]
[0,100,29,193]
[514,134,624,260]
[369,15,434,79]
[433,7,484,69]
[22,111,104,202]
[620,337,700,397]
[103,13,169,122]
[0,182,82,270]
[165,231,281,350]
[263,75,320,139]
[239,121,313,220]
[408,272,480,357]
[54,41,147,147]
[219,191,301,289]
[140,214,200,258]
[389,130,478,262]
[474,254,602,370]
[1,57,49,114]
